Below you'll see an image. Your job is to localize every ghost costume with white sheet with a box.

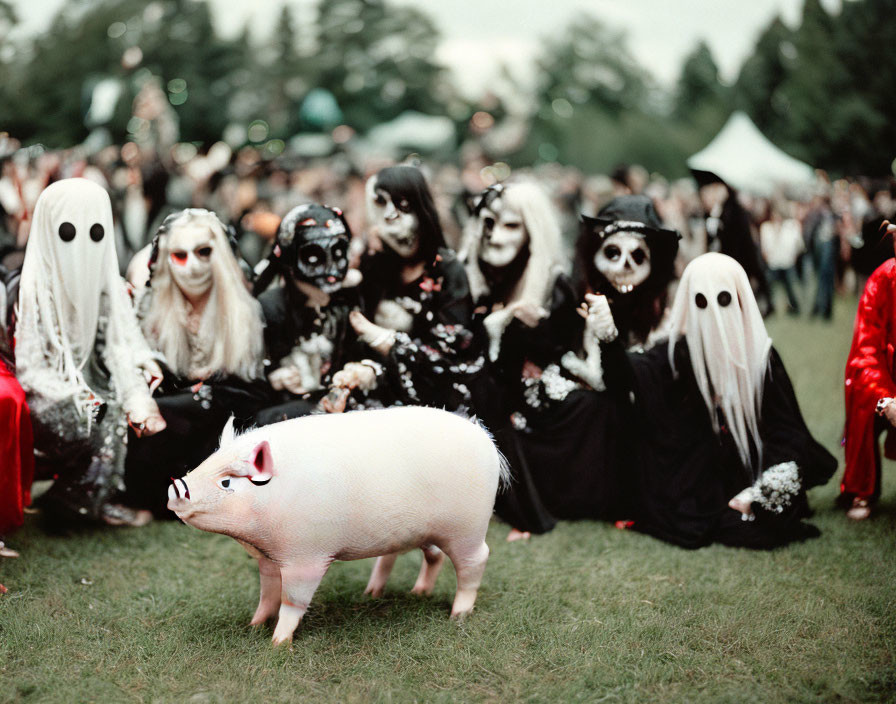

[15,178,161,524]
[596,253,837,548]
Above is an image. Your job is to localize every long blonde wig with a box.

[667,253,772,476]
[140,209,264,381]
[462,181,563,306]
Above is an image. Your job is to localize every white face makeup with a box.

[367,178,419,259]
[167,223,214,299]
[699,182,728,213]
[478,199,529,268]
[594,231,651,294]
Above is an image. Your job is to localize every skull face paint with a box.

[167,223,215,300]
[478,198,529,268]
[366,177,420,259]
[593,231,651,294]
[277,204,350,294]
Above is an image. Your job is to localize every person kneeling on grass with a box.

[592,253,837,549]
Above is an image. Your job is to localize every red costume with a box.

[0,359,33,535]
[843,258,896,500]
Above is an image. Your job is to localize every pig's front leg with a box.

[271,561,331,646]
[237,541,283,627]
[250,555,282,627]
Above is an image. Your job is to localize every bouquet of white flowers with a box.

[747,461,802,514]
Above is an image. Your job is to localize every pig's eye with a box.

[217,477,232,490]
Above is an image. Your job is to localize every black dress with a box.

[358,248,483,411]
[470,274,610,533]
[124,366,272,515]
[600,338,837,549]
[255,282,372,423]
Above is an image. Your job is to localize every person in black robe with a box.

[516,196,681,523]
[693,169,774,317]
[348,165,483,411]
[124,209,270,515]
[252,203,382,421]
[461,181,576,539]
[593,252,836,548]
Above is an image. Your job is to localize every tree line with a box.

[0,0,891,178]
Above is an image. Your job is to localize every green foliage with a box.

[673,41,728,122]
[311,0,450,133]
[1,0,893,176]
[536,14,653,117]
[3,295,896,703]
[733,0,896,176]
[734,16,793,143]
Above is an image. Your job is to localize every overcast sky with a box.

[10,0,842,96]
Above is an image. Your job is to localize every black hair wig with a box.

[373,165,446,265]
[574,195,680,343]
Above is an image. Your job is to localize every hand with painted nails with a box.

[127,407,166,438]
[139,358,164,394]
[126,394,166,438]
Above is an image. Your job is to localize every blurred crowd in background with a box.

[1,129,893,320]
[1,0,894,315]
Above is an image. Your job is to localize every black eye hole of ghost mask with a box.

[695,292,708,309]
[58,222,76,242]
[90,223,105,242]
[717,290,732,307]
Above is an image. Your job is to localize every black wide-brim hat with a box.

[579,195,681,265]
[690,168,727,190]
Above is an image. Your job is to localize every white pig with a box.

[167,406,509,645]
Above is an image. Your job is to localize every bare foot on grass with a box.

[506,528,531,542]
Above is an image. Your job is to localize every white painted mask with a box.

[167,223,214,299]
[478,198,529,268]
[594,231,651,294]
[366,177,419,259]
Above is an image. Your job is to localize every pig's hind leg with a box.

[443,539,490,619]
[272,561,331,646]
[250,555,282,627]
[363,552,398,598]
[410,544,445,596]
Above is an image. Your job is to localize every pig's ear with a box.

[246,440,274,485]
[220,416,237,448]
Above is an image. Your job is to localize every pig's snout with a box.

[168,477,190,502]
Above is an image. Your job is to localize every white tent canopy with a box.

[687,111,816,197]
[366,111,456,153]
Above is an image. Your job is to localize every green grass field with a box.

[2,290,895,703]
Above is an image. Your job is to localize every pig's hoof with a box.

[449,608,473,621]
[410,584,433,596]
[271,633,294,647]
[364,585,384,598]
